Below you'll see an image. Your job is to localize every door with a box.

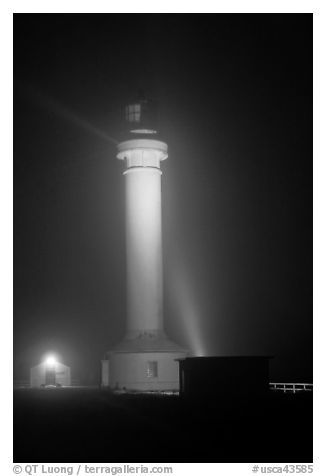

[45,367,56,386]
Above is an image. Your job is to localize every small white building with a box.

[30,359,71,387]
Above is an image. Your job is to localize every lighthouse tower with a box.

[101,96,187,391]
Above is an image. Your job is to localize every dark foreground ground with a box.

[14,388,312,463]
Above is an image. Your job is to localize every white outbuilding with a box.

[30,357,71,387]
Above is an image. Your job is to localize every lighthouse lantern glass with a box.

[126,104,141,123]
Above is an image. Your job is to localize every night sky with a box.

[14,14,312,384]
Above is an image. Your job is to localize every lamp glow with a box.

[45,356,56,366]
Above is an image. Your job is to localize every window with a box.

[146,361,158,378]
[125,104,141,123]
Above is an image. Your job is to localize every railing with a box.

[269,382,313,394]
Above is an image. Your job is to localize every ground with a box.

[13,388,312,463]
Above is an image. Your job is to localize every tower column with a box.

[117,139,168,339]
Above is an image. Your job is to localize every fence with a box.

[269,382,313,393]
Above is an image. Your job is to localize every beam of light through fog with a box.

[166,256,205,357]
[18,81,118,146]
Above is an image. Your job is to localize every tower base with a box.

[101,334,188,391]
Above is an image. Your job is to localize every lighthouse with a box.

[101,96,188,391]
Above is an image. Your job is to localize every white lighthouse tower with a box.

[101,96,187,391]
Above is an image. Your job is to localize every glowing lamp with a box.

[45,356,56,367]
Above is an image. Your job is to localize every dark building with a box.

[177,356,271,400]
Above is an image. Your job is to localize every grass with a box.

[14,387,312,463]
